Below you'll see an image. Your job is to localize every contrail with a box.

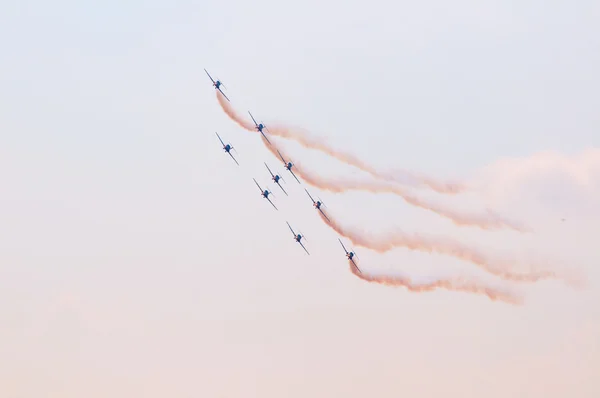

[319,210,562,284]
[347,261,524,305]
[216,91,465,194]
[258,136,527,231]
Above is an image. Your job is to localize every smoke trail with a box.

[319,211,561,284]
[296,164,529,232]
[216,91,255,131]
[258,135,528,232]
[260,136,578,286]
[216,91,464,194]
[268,123,466,194]
[347,261,524,305]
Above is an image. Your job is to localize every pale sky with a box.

[1,1,599,397]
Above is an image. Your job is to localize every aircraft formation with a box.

[203,68,588,306]
[203,66,591,307]
[206,69,360,271]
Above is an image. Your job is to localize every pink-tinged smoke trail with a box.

[297,163,529,232]
[259,135,529,232]
[217,91,256,131]
[216,91,465,194]
[319,211,563,284]
[347,261,524,305]
[259,136,581,287]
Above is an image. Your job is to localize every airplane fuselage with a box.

[347,252,354,260]
[285,162,292,170]
[224,144,231,152]
[214,81,221,88]
[263,190,269,197]
[295,234,302,242]
[314,201,321,209]
[273,175,280,182]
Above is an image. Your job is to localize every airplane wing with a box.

[204,68,215,84]
[228,151,239,166]
[215,132,225,147]
[305,188,316,204]
[350,258,362,274]
[217,87,230,102]
[277,149,287,164]
[319,208,331,223]
[266,197,278,210]
[260,131,272,145]
[265,163,274,178]
[253,178,263,194]
[338,238,349,254]
[277,182,288,196]
[289,169,301,184]
[248,111,258,127]
[286,221,296,236]
[299,241,310,255]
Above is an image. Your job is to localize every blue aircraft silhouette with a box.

[277,149,301,184]
[305,189,330,222]
[248,111,273,145]
[204,69,229,101]
[339,238,361,273]
[286,221,309,255]
[265,163,287,196]
[215,132,238,165]
[253,178,277,210]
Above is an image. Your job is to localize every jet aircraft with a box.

[204,69,230,101]
[277,149,301,184]
[215,132,239,165]
[339,238,361,273]
[248,111,272,145]
[253,178,277,210]
[286,221,309,255]
[305,189,330,222]
[265,163,287,195]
